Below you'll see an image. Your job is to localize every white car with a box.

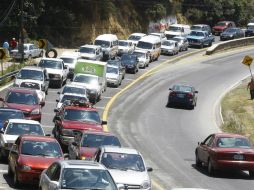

[95,146,153,190]
[10,43,43,59]
[149,32,167,42]
[39,160,120,190]
[57,83,87,100]
[118,40,134,55]
[59,52,79,79]
[79,44,103,61]
[106,65,122,87]
[127,33,146,46]
[133,50,150,68]
[0,119,45,159]
[38,58,69,88]
[161,40,179,55]
[56,93,89,109]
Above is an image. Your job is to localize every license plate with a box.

[177,94,184,98]
[233,154,244,160]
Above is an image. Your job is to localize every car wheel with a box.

[8,164,13,176]
[208,159,215,176]
[13,170,20,188]
[249,170,254,178]
[195,152,202,167]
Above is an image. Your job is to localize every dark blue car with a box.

[121,54,139,74]
[0,108,24,129]
[167,84,198,109]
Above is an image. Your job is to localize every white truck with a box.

[71,59,107,104]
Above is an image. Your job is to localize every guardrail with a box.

[0,70,18,84]
[206,36,254,55]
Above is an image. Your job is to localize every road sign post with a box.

[242,55,254,79]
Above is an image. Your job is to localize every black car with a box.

[121,54,139,74]
[220,28,245,41]
[245,24,254,37]
[167,84,198,109]
[107,59,126,79]
[0,108,24,129]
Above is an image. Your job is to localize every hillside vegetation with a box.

[0,0,254,47]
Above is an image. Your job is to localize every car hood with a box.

[45,68,63,75]
[20,155,63,170]
[2,134,19,144]
[79,53,95,58]
[5,103,39,112]
[14,79,43,86]
[213,26,226,30]
[161,45,174,50]
[106,73,118,79]
[109,169,150,185]
[187,36,204,40]
[79,147,98,158]
[62,120,103,131]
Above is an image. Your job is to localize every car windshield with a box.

[61,95,88,103]
[119,41,128,46]
[225,28,237,33]
[191,26,202,31]
[101,152,145,172]
[62,86,86,95]
[133,52,145,58]
[107,67,118,74]
[16,69,43,81]
[6,91,38,105]
[5,123,44,136]
[81,134,121,148]
[217,22,227,26]
[128,35,142,41]
[217,137,251,148]
[39,60,62,69]
[189,31,204,36]
[0,110,24,121]
[20,82,40,90]
[73,75,98,85]
[61,58,75,64]
[173,85,192,92]
[95,40,110,48]
[21,140,62,157]
[80,47,95,54]
[162,41,174,46]
[64,109,101,124]
[248,25,254,30]
[61,168,117,190]
[136,41,152,49]
[168,26,182,32]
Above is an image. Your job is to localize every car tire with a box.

[249,170,254,178]
[195,152,202,167]
[13,170,20,188]
[208,159,215,176]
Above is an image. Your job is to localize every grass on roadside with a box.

[221,78,254,143]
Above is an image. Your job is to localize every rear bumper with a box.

[214,160,254,171]
[168,97,194,105]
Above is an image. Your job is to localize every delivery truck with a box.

[72,59,107,104]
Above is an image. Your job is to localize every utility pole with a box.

[20,0,24,63]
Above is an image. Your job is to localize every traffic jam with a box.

[0,21,254,190]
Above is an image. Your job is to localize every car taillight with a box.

[170,92,176,96]
[186,93,193,98]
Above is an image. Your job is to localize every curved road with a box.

[108,47,254,190]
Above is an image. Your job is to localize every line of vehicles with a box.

[0,19,254,190]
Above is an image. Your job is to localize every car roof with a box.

[80,44,101,49]
[8,119,41,124]
[214,133,248,138]
[62,93,86,97]
[95,34,118,41]
[0,108,24,112]
[8,87,37,94]
[20,135,57,142]
[40,58,63,62]
[20,66,44,71]
[164,40,177,43]
[139,35,161,43]
[192,24,209,27]
[58,160,107,170]
[102,146,139,155]
[129,33,146,37]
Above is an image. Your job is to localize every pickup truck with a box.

[10,43,43,59]
[186,31,214,48]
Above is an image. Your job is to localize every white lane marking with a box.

[0,170,7,173]
[102,96,112,99]
[94,106,105,110]
[124,78,134,81]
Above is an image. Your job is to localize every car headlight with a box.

[81,156,86,160]
[31,108,40,115]
[20,165,31,171]
[141,181,151,189]
[61,129,73,136]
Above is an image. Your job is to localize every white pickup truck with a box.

[10,43,43,59]
[38,58,69,88]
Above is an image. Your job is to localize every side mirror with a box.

[57,92,60,95]
[146,167,153,172]
[169,88,172,91]
[101,121,107,125]
[56,99,59,103]
[54,109,59,113]
[63,153,69,160]
[64,65,68,69]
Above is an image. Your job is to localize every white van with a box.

[135,35,161,62]
[79,44,103,61]
[127,33,146,46]
[94,34,118,60]
[165,24,191,39]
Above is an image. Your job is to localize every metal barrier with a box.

[0,70,18,84]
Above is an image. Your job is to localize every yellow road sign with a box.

[242,55,253,66]
[38,39,47,49]
[0,48,7,60]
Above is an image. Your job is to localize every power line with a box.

[0,0,17,27]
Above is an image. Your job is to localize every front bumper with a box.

[18,169,42,184]
[161,49,174,55]
[107,79,119,86]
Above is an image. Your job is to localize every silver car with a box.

[106,65,122,87]
[171,36,189,51]
[161,40,179,55]
[39,160,119,190]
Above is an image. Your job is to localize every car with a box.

[187,31,214,48]
[0,119,45,159]
[56,93,89,109]
[220,27,245,41]
[132,50,150,68]
[212,21,236,35]
[106,65,123,87]
[171,36,189,51]
[245,23,254,37]
[19,80,46,105]
[167,84,198,109]
[118,40,134,55]
[127,33,146,46]
[8,135,64,187]
[59,52,79,79]
[68,130,121,160]
[78,44,103,61]
[121,54,139,74]
[195,133,254,177]
[14,66,49,94]
[10,43,43,60]
[53,100,106,147]
[107,59,126,79]
[94,146,153,190]
[0,88,44,122]
[165,24,191,39]
[0,108,24,129]
[191,24,212,35]
[161,40,179,55]
[39,160,119,190]
[149,32,167,42]
[57,83,88,100]
[38,58,69,88]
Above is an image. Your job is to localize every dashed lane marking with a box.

[102,96,113,99]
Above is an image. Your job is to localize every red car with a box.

[8,135,64,187]
[53,100,106,147]
[212,21,236,35]
[68,130,121,160]
[195,133,254,177]
[0,87,44,122]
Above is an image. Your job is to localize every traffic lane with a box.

[108,48,254,190]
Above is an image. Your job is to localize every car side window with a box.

[95,149,101,162]
[207,136,215,147]
[46,163,58,179]
[203,135,213,146]
[51,164,61,181]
